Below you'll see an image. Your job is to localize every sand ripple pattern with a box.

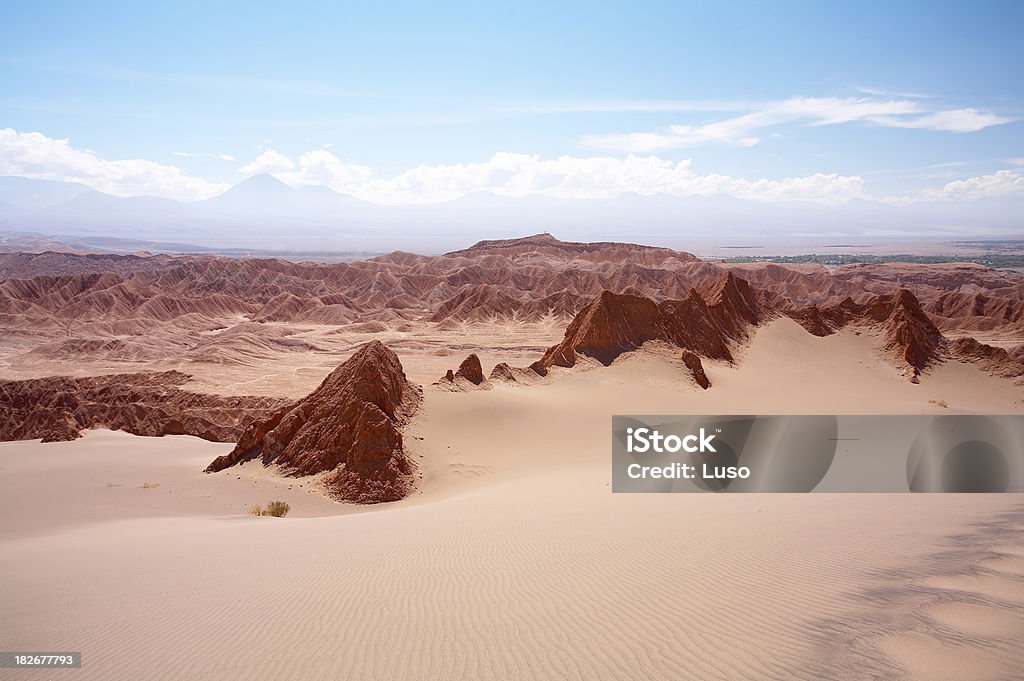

[787,503,1024,680]
[2,489,1022,681]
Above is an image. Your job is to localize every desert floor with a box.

[1,319,1023,680]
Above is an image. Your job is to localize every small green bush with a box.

[262,500,290,517]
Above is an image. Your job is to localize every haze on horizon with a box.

[1,1,1022,251]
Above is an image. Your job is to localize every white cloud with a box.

[235,148,865,205]
[854,86,932,99]
[0,128,228,200]
[4,128,1016,209]
[883,170,1024,205]
[870,108,1011,132]
[238,149,296,175]
[581,97,1011,152]
[490,99,757,115]
[926,170,1024,201]
[172,151,236,161]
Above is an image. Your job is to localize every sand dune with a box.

[1,436,1021,680]
[2,319,1024,680]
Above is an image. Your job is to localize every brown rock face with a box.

[205,341,422,504]
[0,371,285,443]
[489,362,518,382]
[950,337,1024,379]
[681,351,711,389]
[541,291,661,367]
[455,354,485,385]
[699,270,763,339]
[786,289,943,379]
[541,273,763,368]
[1011,345,1024,363]
[528,360,548,377]
[866,289,944,377]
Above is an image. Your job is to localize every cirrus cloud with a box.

[580,97,1012,152]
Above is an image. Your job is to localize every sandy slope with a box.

[1,319,1023,680]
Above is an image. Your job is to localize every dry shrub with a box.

[262,500,290,517]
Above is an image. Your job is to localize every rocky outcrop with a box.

[489,362,518,382]
[437,353,488,389]
[681,351,711,389]
[528,360,548,377]
[950,337,1024,379]
[0,371,285,443]
[786,289,943,380]
[700,270,763,339]
[455,354,485,385]
[540,273,763,368]
[541,291,662,367]
[205,341,422,504]
[866,289,944,378]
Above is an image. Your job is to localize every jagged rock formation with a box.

[0,371,285,443]
[0,235,718,336]
[487,362,545,385]
[437,353,489,389]
[949,337,1024,380]
[539,277,979,384]
[681,351,711,390]
[541,291,660,367]
[541,272,764,368]
[699,270,763,339]
[2,236,1023,396]
[729,261,1024,340]
[489,362,518,382]
[3,239,1021,342]
[787,289,943,379]
[205,341,422,504]
[455,354,485,385]
[869,290,944,378]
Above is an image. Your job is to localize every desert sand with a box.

[2,319,1023,680]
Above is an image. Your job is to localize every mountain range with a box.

[1,174,1021,255]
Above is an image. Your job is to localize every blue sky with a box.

[1,0,1022,206]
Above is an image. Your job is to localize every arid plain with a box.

[1,234,1023,680]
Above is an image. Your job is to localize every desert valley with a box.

[0,233,1023,679]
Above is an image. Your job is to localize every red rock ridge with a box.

[540,272,763,368]
[444,232,702,266]
[949,337,1024,380]
[0,371,285,443]
[205,340,422,504]
[871,289,944,378]
[787,289,943,379]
